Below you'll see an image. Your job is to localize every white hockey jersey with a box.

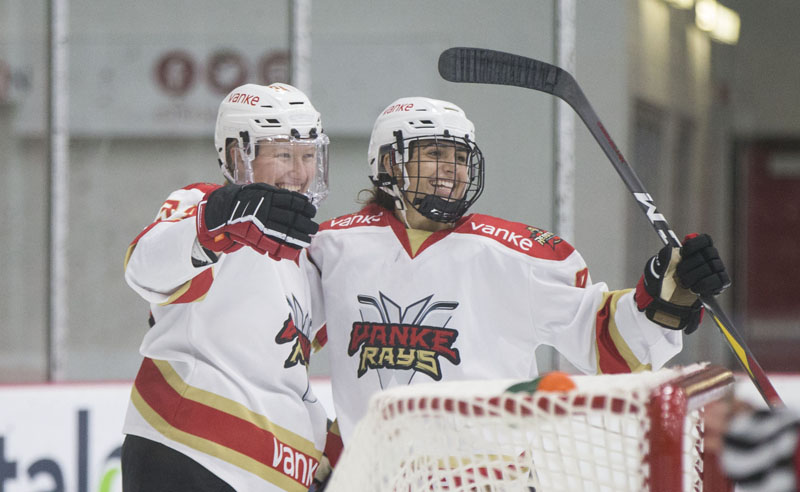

[303,204,683,444]
[123,183,327,492]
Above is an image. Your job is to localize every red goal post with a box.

[326,364,734,492]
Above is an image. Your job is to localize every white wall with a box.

[2,0,799,381]
[572,0,631,290]
[0,0,565,381]
[728,0,800,136]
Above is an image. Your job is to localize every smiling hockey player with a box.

[302,96,730,462]
[122,83,329,492]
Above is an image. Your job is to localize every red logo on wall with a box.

[155,51,195,96]
[154,49,290,97]
[207,51,248,94]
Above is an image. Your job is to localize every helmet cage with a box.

[377,131,484,223]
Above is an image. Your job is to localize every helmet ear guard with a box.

[370,142,410,218]
[370,131,406,189]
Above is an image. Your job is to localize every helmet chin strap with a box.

[387,184,411,228]
[411,195,466,223]
[237,131,255,184]
[374,148,413,228]
[395,160,413,228]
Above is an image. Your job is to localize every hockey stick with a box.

[438,46,783,408]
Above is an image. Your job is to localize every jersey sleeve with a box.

[301,244,327,349]
[124,184,219,305]
[529,248,682,375]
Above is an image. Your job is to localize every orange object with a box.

[537,371,576,392]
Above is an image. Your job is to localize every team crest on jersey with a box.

[526,226,563,249]
[275,295,313,369]
[349,293,461,387]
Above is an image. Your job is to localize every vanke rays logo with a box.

[275,295,313,369]
[526,226,563,249]
[275,295,317,403]
[349,293,461,387]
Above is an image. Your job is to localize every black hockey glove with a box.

[634,233,730,333]
[196,183,319,261]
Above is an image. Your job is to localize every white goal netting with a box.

[326,364,733,492]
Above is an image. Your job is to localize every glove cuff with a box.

[636,274,704,333]
[196,197,239,253]
[190,236,219,267]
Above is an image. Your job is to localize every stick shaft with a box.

[439,47,783,408]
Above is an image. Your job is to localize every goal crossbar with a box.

[327,364,734,492]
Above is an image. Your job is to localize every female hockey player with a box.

[302,96,730,462]
[122,83,330,492]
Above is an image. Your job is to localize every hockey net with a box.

[325,364,733,492]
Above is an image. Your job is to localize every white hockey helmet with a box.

[214,83,329,205]
[367,97,484,223]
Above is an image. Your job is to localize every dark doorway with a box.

[735,139,800,372]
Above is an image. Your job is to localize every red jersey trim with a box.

[132,358,321,490]
[455,214,575,260]
[595,294,631,374]
[595,290,651,374]
[319,205,575,260]
[159,268,215,305]
[323,419,344,467]
[312,325,328,351]
[318,204,438,258]
[381,207,462,258]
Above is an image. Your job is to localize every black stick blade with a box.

[438,47,564,95]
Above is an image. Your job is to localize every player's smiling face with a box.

[404,139,470,201]
[252,139,317,192]
[233,139,316,192]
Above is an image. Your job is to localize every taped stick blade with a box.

[438,47,563,95]
[437,47,464,82]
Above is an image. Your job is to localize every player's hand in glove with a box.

[634,233,730,333]
[196,183,319,261]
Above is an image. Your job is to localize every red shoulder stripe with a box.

[456,214,574,260]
